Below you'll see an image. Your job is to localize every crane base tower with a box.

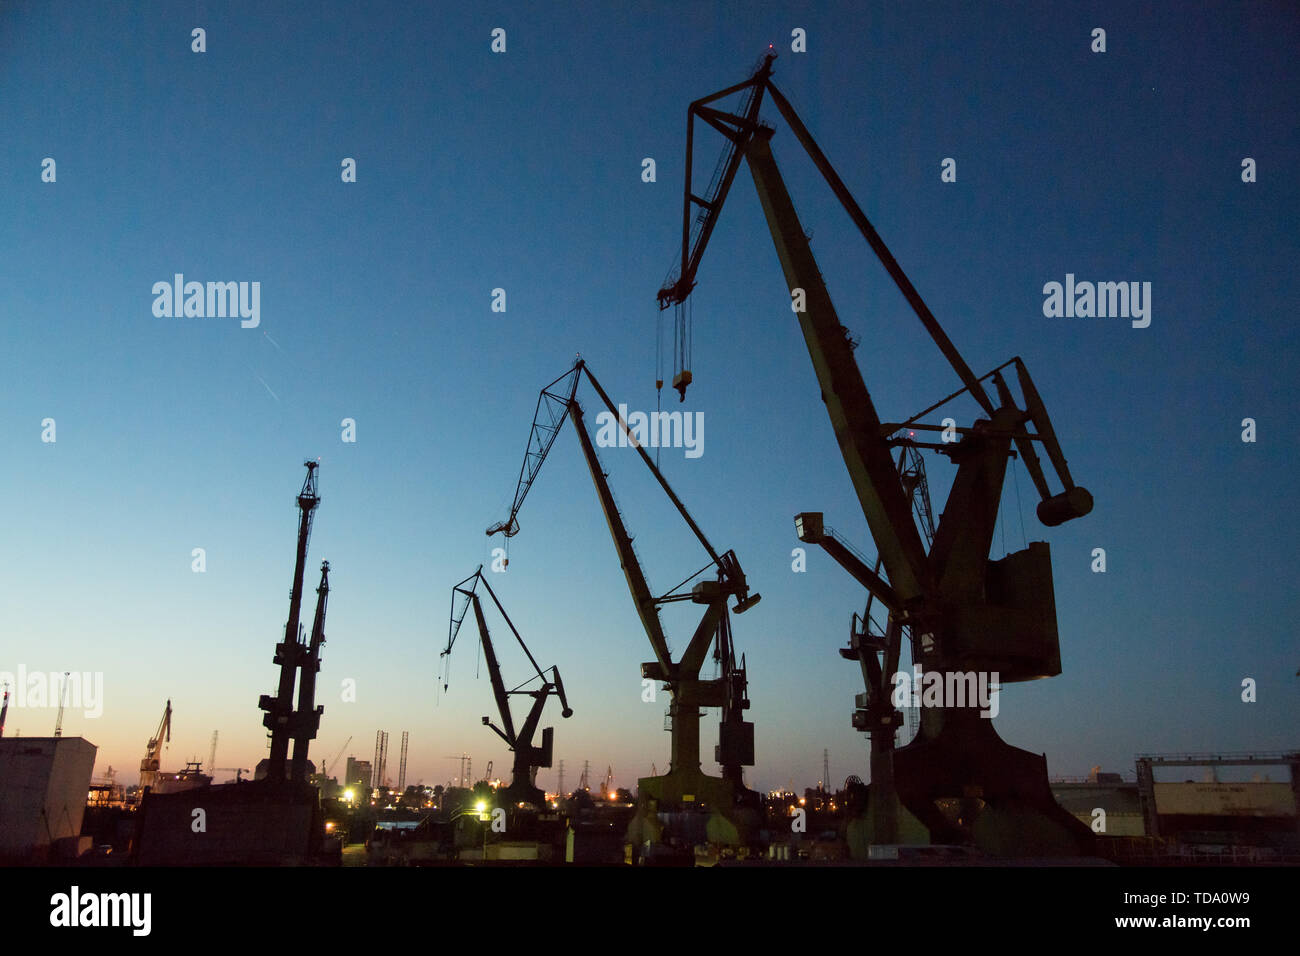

[627,768,761,856]
[860,709,1093,857]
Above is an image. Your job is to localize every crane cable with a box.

[656,304,664,394]
[999,484,1007,558]
[656,305,663,470]
[1012,456,1028,551]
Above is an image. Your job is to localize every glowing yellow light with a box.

[475,801,486,813]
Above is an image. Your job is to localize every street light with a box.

[451,801,493,861]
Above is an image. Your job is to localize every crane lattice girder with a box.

[489,359,730,570]
[660,54,775,309]
[661,55,1091,536]
[486,358,760,679]
[487,366,582,538]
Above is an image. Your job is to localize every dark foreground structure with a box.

[134,779,326,865]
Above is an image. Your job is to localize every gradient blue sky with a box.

[2,1,1297,792]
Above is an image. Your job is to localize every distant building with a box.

[1136,752,1300,853]
[345,757,373,791]
[309,773,343,799]
[0,737,97,861]
[151,760,212,794]
[1050,768,1145,837]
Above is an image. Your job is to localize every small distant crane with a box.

[323,735,352,780]
[444,567,573,808]
[140,700,172,790]
[444,753,470,789]
[53,671,70,737]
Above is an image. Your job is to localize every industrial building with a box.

[345,757,373,792]
[1050,769,1145,837]
[1136,752,1300,858]
[0,736,97,861]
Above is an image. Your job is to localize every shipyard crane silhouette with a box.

[487,359,760,849]
[258,461,331,787]
[134,462,335,864]
[444,566,572,808]
[322,735,352,781]
[139,700,172,791]
[655,52,1094,855]
[52,671,71,737]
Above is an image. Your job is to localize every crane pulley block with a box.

[672,369,692,402]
